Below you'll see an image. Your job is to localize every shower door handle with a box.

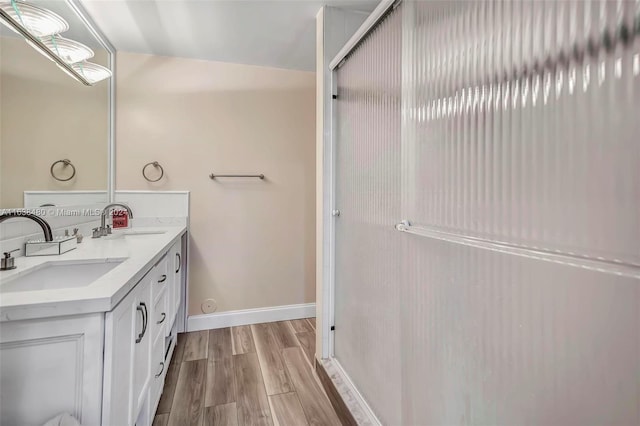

[332,209,341,217]
[395,220,411,231]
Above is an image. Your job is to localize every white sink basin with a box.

[103,230,166,240]
[0,259,126,293]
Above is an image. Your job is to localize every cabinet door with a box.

[132,276,152,421]
[1,314,104,426]
[103,289,136,426]
[172,241,182,327]
[165,241,182,336]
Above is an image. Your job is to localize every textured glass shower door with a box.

[333,0,640,424]
[334,6,403,425]
[399,1,640,424]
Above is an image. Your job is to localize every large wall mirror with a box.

[0,0,113,209]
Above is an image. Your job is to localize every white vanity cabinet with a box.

[0,230,187,426]
[103,244,184,426]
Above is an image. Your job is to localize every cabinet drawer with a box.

[151,255,169,304]
[152,290,167,343]
[150,330,166,410]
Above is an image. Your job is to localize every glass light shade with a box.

[71,61,112,84]
[0,1,68,37]
[41,36,94,64]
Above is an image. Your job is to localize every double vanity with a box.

[1,2,188,424]
[0,220,187,426]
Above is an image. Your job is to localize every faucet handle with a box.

[3,248,19,258]
[92,227,102,239]
[1,249,19,271]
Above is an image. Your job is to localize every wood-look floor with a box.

[153,318,341,426]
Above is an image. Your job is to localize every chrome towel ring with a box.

[143,161,164,182]
[50,159,76,182]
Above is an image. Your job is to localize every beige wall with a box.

[115,51,316,315]
[0,36,108,208]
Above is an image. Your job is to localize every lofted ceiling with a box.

[79,0,378,71]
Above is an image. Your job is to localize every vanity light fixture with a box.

[0,0,68,37]
[41,35,94,64]
[0,0,110,86]
[71,61,111,84]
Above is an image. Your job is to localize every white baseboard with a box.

[187,303,315,331]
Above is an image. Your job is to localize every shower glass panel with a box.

[399,1,639,423]
[333,0,640,424]
[334,5,403,425]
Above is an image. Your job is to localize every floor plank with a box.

[173,333,187,363]
[157,356,181,414]
[306,318,316,330]
[156,321,339,426]
[251,323,293,395]
[282,347,341,426]
[157,335,187,414]
[290,319,314,334]
[295,331,316,367]
[269,321,299,349]
[183,330,209,361]
[231,325,255,355]
[234,353,273,426]
[209,328,233,360]
[203,403,239,426]
[206,357,236,407]
[268,392,309,426]
[152,413,169,426]
[167,359,207,426]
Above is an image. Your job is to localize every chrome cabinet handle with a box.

[155,362,165,378]
[175,252,181,273]
[157,312,166,325]
[135,304,144,343]
[142,303,148,339]
[158,274,167,283]
[136,302,148,343]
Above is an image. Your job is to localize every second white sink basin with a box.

[103,230,167,240]
[0,259,126,293]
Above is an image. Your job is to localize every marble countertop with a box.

[0,225,187,322]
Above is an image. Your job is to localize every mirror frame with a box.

[66,0,116,203]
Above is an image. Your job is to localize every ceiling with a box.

[79,0,378,71]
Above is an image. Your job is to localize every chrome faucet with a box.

[0,212,53,241]
[96,203,134,237]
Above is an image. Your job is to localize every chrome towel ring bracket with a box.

[143,161,164,182]
[50,159,76,182]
